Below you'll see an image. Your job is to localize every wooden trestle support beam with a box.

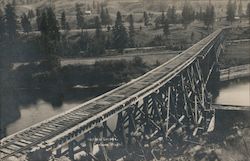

[52,59,220,161]
[28,30,224,161]
[0,29,225,161]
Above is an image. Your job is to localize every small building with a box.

[85,10,91,15]
[234,16,240,20]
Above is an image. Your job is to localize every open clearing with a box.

[220,37,250,68]
[13,50,180,69]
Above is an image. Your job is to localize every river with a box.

[2,87,113,138]
[214,78,250,106]
[2,78,250,138]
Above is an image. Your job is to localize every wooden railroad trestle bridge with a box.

[0,29,225,160]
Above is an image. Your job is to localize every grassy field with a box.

[13,49,180,69]
[220,41,250,68]
[132,21,209,47]
[219,27,250,69]
[61,50,179,66]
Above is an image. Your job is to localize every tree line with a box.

[1,1,250,61]
[149,1,214,31]
[226,0,250,24]
[0,3,136,61]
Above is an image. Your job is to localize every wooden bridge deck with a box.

[0,29,223,160]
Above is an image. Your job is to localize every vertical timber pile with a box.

[51,32,224,161]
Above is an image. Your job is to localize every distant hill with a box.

[0,0,249,20]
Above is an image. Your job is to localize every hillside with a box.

[1,0,250,18]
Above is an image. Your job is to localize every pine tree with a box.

[128,14,135,48]
[87,4,91,11]
[227,0,235,23]
[105,35,111,49]
[191,32,194,41]
[60,34,69,56]
[90,16,105,55]
[100,5,106,26]
[46,7,60,41]
[233,0,237,14]
[163,19,169,37]
[97,2,100,14]
[112,11,128,53]
[76,3,84,29]
[170,6,177,24]
[65,22,70,31]
[5,3,17,40]
[238,0,243,17]
[105,8,112,25]
[36,9,42,30]
[0,9,5,40]
[115,11,122,26]
[39,8,61,70]
[107,25,111,32]
[21,13,32,33]
[204,6,210,28]
[167,7,171,23]
[79,31,90,52]
[61,11,67,30]
[197,7,203,21]
[93,0,96,9]
[154,17,161,29]
[28,9,35,19]
[100,7,111,26]
[203,4,215,29]
[143,11,149,26]
[161,11,165,26]
[95,16,102,38]
[210,5,215,27]
[182,1,194,28]
[167,6,176,24]
[12,0,16,6]
[247,3,250,24]
[40,11,48,36]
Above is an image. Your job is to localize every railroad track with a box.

[0,29,223,160]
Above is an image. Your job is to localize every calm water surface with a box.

[6,100,83,135]
[214,79,250,106]
[4,87,113,137]
[4,79,250,137]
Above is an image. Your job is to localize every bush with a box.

[132,56,145,67]
[12,58,149,89]
[40,55,61,71]
[61,58,148,87]
[148,35,164,46]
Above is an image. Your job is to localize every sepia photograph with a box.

[0,0,250,160]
